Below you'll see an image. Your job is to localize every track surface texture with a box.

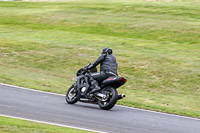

[0,84,200,133]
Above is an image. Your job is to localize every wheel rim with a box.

[68,88,76,100]
[100,89,113,105]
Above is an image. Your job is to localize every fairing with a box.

[100,76,127,89]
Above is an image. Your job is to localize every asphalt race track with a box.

[0,84,200,133]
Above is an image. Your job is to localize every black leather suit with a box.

[89,51,118,91]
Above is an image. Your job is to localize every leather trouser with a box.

[89,71,117,90]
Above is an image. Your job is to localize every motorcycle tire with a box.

[98,87,118,110]
[66,85,80,104]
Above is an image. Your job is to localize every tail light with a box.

[120,77,127,83]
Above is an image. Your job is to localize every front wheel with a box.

[98,87,118,110]
[66,85,80,104]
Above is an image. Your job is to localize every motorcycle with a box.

[65,64,127,110]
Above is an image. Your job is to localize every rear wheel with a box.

[66,85,80,104]
[98,87,118,110]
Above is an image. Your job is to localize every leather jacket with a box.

[89,54,118,75]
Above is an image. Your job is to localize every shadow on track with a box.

[65,102,122,112]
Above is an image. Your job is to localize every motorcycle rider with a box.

[87,47,118,94]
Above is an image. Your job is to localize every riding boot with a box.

[90,84,101,94]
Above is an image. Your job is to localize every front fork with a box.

[71,83,78,93]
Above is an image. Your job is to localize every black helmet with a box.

[101,47,112,55]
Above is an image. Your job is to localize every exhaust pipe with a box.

[118,94,126,100]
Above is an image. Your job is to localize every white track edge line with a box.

[1,83,200,121]
[0,83,65,96]
[0,114,107,133]
[116,105,200,121]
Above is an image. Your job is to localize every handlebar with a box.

[76,63,97,77]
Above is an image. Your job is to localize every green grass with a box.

[0,0,200,119]
[0,116,94,133]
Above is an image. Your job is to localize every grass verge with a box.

[0,0,200,118]
[0,115,94,133]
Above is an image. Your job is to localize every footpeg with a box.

[118,94,126,100]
